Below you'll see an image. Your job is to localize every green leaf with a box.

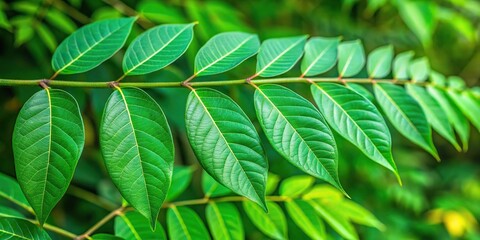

[115,211,166,240]
[338,40,365,78]
[367,45,393,79]
[266,173,280,195]
[406,84,461,151]
[338,201,385,230]
[185,88,267,209]
[45,9,77,34]
[243,201,287,240]
[311,83,400,182]
[0,173,31,212]
[303,184,344,201]
[285,200,326,240]
[36,24,57,52]
[100,87,174,227]
[123,23,195,75]
[301,37,339,77]
[373,83,439,159]
[202,172,232,198]
[14,23,34,47]
[347,83,375,102]
[408,57,430,82]
[194,32,260,76]
[0,207,24,218]
[393,51,414,80]
[166,166,194,201]
[167,206,211,240]
[448,76,466,91]
[427,86,470,151]
[13,89,84,225]
[91,234,124,240]
[398,1,437,46]
[255,35,307,77]
[0,217,51,239]
[254,84,343,191]
[447,89,480,133]
[430,71,446,87]
[308,200,358,240]
[52,17,135,74]
[279,176,315,197]
[206,202,244,240]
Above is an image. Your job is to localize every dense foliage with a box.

[0,0,479,239]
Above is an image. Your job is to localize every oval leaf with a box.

[206,202,244,240]
[115,211,166,240]
[167,206,211,240]
[301,37,339,77]
[52,17,135,74]
[338,40,365,78]
[311,83,400,182]
[254,84,343,191]
[393,51,414,80]
[367,45,393,79]
[0,217,51,239]
[194,32,260,76]
[406,84,461,151]
[100,87,174,227]
[243,201,287,240]
[13,89,84,225]
[373,83,439,159]
[408,57,430,82]
[255,35,307,77]
[285,200,326,240]
[279,175,315,198]
[123,23,195,75]
[185,88,267,209]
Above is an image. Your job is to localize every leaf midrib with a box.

[256,87,337,182]
[172,207,192,240]
[125,24,191,75]
[0,229,31,240]
[196,35,256,75]
[39,88,52,221]
[257,37,305,76]
[120,214,142,240]
[313,84,393,171]
[211,203,231,240]
[192,90,261,201]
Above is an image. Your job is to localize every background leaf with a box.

[166,166,194,201]
[285,199,326,240]
[194,32,260,76]
[393,51,414,80]
[115,211,166,240]
[123,23,195,76]
[206,202,244,240]
[100,87,174,227]
[367,45,393,79]
[301,37,339,77]
[13,89,84,225]
[309,200,358,240]
[202,172,232,198]
[243,201,287,240]
[255,35,307,77]
[338,40,365,78]
[408,57,430,82]
[279,175,315,198]
[52,17,135,74]
[167,206,211,240]
[185,88,267,209]
[0,173,31,212]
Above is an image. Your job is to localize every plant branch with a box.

[75,206,127,240]
[26,219,78,239]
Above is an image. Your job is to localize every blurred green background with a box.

[0,0,479,239]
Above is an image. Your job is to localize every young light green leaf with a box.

[338,40,365,78]
[448,76,466,91]
[303,184,344,201]
[52,17,135,74]
[427,86,470,151]
[254,84,343,192]
[255,35,307,77]
[338,201,385,230]
[367,45,393,79]
[311,83,400,182]
[166,166,195,201]
[408,57,430,82]
[0,217,51,239]
[167,206,211,240]
[406,84,461,151]
[206,202,244,240]
[266,172,280,195]
[308,200,358,240]
[0,173,31,212]
[186,88,267,210]
[447,89,480,133]
[347,83,374,102]
[115,211,166,240]
[100,87,174,228]
[430,71,446,87]
[279,176,315,197]
[243,201,287,240]
[194,32,260,76]
[285,200,326,240]
[202,172,232,198]
[123,23,195,76]
[373,83,439,159]
[13,89,84,225]
[393,51,414,80]
[301,37,339,77]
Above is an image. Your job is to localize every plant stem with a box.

[0,77,428,89]
[27,219,78,239]
[75,206,127,240]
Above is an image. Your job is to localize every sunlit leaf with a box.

[285,199,326,240]
[243,201,287,240]
[408,57,430,82]
[393,51,414,80]
[279,175,315,198]
[301,37,339,77]
[167,206,211,239]
[186,88,267,209]
[309,200,358,240]
[100,87,174,227]
[206,202,243,240]
[367,45,393,79]
[13,89,84,225]
[338,40,365,78]
[347,83,374,101]
[447,89,480,133]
